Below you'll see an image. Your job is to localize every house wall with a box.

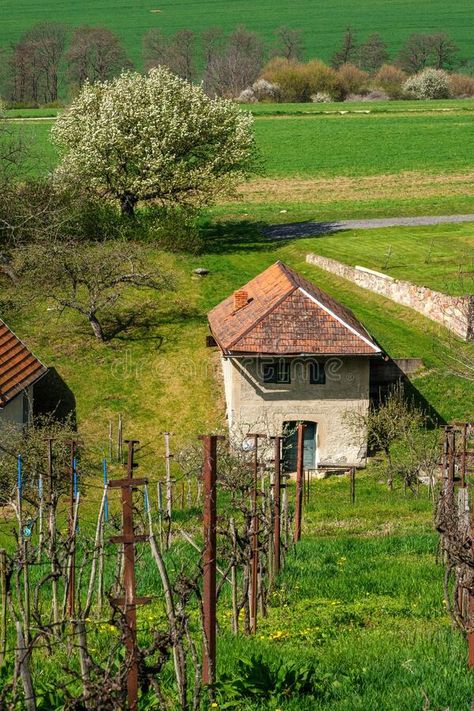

[0,387,33,429]
[221,356,370,466]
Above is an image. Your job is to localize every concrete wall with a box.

[221,356,370,466]
[306,253,473,341]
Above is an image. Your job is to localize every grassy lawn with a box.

[216,472,472,711]
[254,111,474,177]
[0,0,472,70]
[9,107,474,185]
[2,466,471,709]
[245,98,474,115]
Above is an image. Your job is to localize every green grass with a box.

[254,111,474,177]
[10,105,474,180]
[245,98,474,115]
[216,473,473,710]
[5,108,62,118]
[3,469,473,709]
[294,222,474,295]
[0,0,473,70]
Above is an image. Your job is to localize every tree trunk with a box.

[89,315,106,342]
[120,194,138,218]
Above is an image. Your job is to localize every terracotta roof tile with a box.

[0,320,47,406]
[208,261,381,356]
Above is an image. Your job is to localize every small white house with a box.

[207,262,383,469]
[0,319,47,427]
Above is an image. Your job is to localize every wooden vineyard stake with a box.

[271,436,282,577]
[199,434,224,687]
[67,440,78,619]
[294,424,305,543]
[109,440,150,710]
[248,433,265,634]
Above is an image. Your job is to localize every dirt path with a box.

[264,214,474,240]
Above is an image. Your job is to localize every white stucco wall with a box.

[221,356,370,466]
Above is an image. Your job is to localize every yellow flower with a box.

[211,704,218,708]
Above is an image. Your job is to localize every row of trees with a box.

[0,21,469,104]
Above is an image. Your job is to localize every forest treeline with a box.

[0,23,473,105]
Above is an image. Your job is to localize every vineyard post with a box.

[109,440,150,710]
[0,549,6,666]
[350,467,356,504]
[199,434,223,687]
[37,462,44,562]
[294,424,305,543]
[248,433,265,634]
[163,432,173,549]
[45,437,58,626]
[271,436,282,577]
[67,440,78,619]
[17,454,30,645]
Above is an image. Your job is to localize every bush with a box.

[403,68,451,99]
[374,64,407,99]
[311,92,332,103]
[251,78,280,101]
[449,72,474,98]
[336,63,369,98]
[237,88,257,103]
[261,57,339,102]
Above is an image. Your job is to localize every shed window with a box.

[309,361,326,385]
[263,361,291,384]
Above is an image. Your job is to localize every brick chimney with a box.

[233,289,249,311]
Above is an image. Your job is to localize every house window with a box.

[262,361,291,384]
[309,361,326,385]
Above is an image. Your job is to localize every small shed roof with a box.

[0,320,47,407]
[208,261,382,356]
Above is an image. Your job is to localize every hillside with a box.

[1,0,473,69]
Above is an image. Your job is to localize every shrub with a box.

[251,78,280,101]
[261,57,339,102]
[311,92,332,103]
[403,68,451,99]
[449,72,474,98]
[337,62,369,98]
[237,87,256,103]
[374,64,407,99]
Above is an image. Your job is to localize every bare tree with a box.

[358,33,389,73]
[13,241,176,341]
[67,26,132,87]
[203,25,264,97]
[330,26,358,69]
[201,27,225,68]
[397,33,432,74]
[428,33,459,70]
[143,28,195,82]
[9,22,66,103]
[272,26,304,61]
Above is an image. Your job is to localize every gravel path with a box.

[264,214,474,240]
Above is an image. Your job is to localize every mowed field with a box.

[1,0,473,68]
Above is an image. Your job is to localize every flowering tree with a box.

[52,67,255,216]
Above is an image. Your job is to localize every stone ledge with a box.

[306,253,473,341]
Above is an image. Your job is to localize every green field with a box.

[254,111,474,178]
[1,0,473,69]
[9,102,474,181]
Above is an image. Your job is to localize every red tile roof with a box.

[0,320,47,406]
[208,261,381,356]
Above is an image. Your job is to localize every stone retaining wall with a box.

[306,253,473,341]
